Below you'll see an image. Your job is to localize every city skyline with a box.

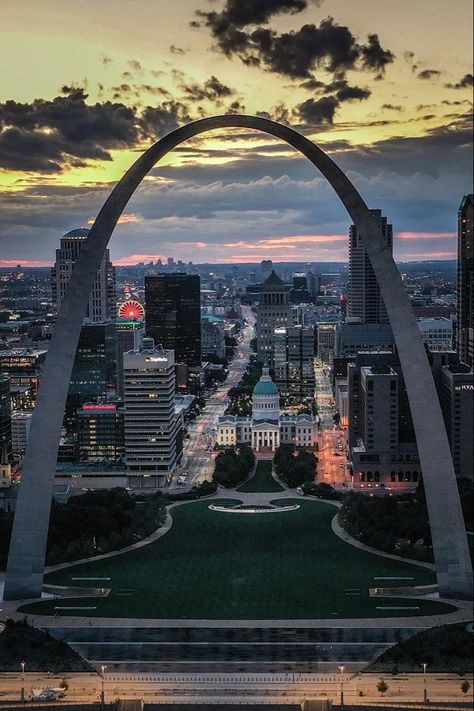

[1,0,472,266]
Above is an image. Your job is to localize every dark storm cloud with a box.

[360,34,395,78]
[195,0,317,31]
[139,101,191,139]
[195,9,394,82]
[1,110,471,262]
[0,89,191,172]
[417,69,442,80]
[226,100,246,114]
[295,95,338,124]
[445,73,474,89]
[181,76,236,102]
[335,84,371,101]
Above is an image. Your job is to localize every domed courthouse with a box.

[217,368,318,452]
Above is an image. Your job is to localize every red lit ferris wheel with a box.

[117,300,145,321]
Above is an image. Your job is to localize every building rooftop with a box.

[261,269,286,291]
[63,228,89,239]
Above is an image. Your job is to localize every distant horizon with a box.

[0,257,458,270]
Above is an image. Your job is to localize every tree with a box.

[461,680,471,695]
[377,679,388,696]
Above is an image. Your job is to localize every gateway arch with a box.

[4,115,473,601]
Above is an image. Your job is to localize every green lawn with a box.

[238,460,285,492]
[21,498,454,619]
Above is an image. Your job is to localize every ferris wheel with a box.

[117,299,145,321]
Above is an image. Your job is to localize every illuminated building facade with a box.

[0,349,46,405]
[274,325,315,397]
[77,403,125,462]
[123,339,182,484]
[218,368,317,451]
[69,322,117,399]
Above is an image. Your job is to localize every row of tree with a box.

[338,478,473,562]
[273,444,318,488]
[0,488,167,569]
[225,355,263,416]
[213,445,256,488]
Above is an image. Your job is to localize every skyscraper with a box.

[51,228,116,323]
[256,270,291,365]
[69,322,117,399]
[273,325,315,397]
[348,219,392,323]
[145,274,201,367]
[123,340,182,484]
[457,194,474,368]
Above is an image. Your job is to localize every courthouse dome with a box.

[253,368,279,396]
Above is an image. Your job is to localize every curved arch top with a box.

[4,115,472,601]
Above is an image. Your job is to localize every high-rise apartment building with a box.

[145,274,201,367]
[123,340,182,482]
[11,410,33,457]
[274,325,315,397]
[256,271,291,365]
[51,228,116,323]
[359,365,399,453]
[348,219,392,323]
[457,194,474,368]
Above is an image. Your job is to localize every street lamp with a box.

[100,665,107,709]
[20,660,26,703]
[338,665,345,710]
[421,662,428,703]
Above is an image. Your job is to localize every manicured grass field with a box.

[238,460,284,492]
[21,498,454,619]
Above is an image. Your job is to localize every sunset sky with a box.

[1,0,472,266]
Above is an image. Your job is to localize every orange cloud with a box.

[402,251,457,258]
[396,231,456,240]
[0,259,50,267]
[88,213,142,225]
[113,253,168,265]
[224,234,347,250]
